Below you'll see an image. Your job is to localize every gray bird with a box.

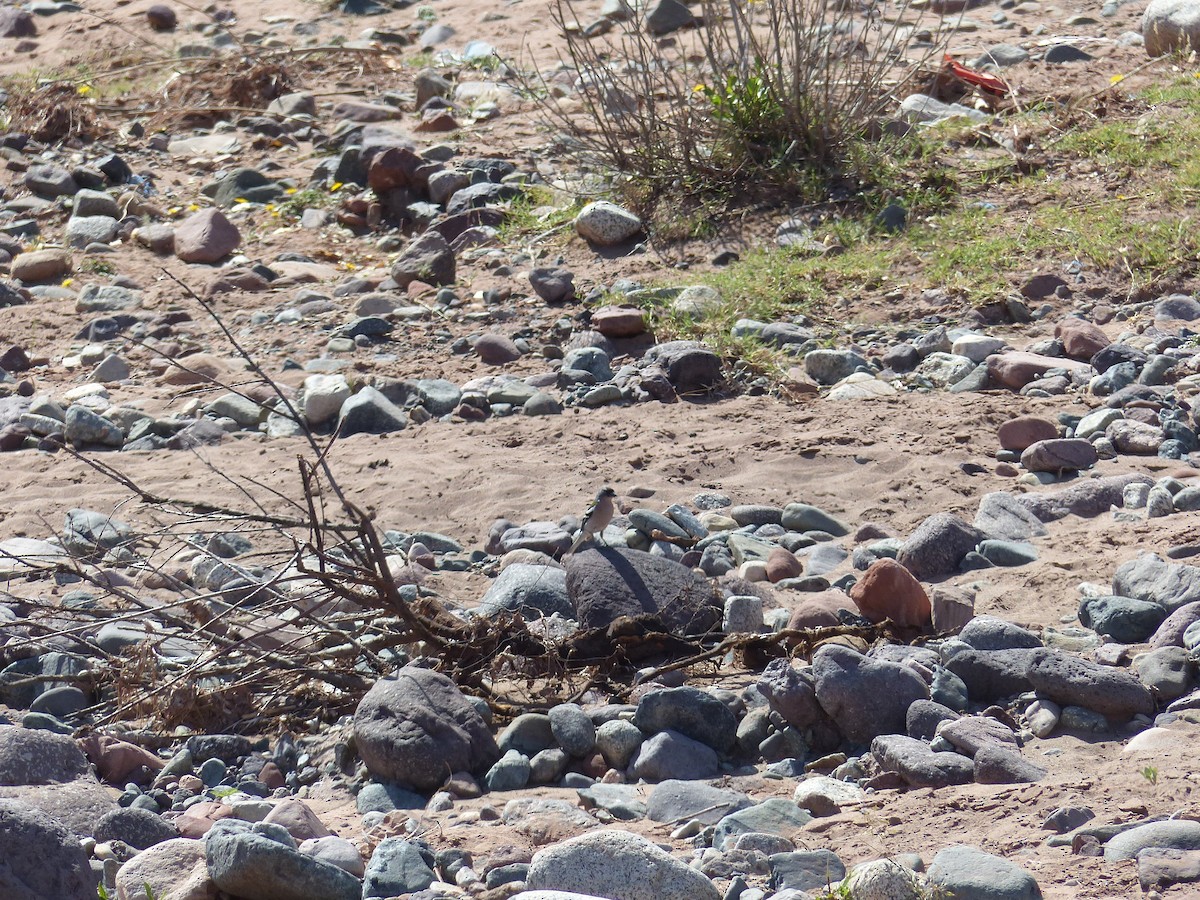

[568,487,617,554]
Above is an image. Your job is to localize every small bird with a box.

[568,487,617,554]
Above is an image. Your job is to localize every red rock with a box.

[1055,318,1110,360]
[592,305,647,338]
[79,735,165,784]
[258,761,286,789]
[849,558,931,627]
[174,208,240,264]
[766,547,803,583]
[367,146,423,192]
[786,590,860,630]
[986,351,1089,389]
[474,333,521,365]
[262,798,332,841]
[172,801,235,838]
[997,415,1058,451]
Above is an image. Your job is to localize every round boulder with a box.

[353,667,499,791]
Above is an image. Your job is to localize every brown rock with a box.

[986,351,1089,389]
[786,590,860,630]
[1055,317,1110,360]
[368,146,424,192]
[0,8,36,37]
[997,415,1058,451]
[931,585,975,634]
[414,110,460,132]
[78,735,166,784]
[174,208,240,263]
[173,801,235,838]
[262,798,332,841]
[475,333,522,365]
[159,353,232,386]
[766,547,803,583]
[1107,419,1164,454]
[10,248,71,283]
[1020,438,1098,472]
[1019,273,1068,299]
[592,305,647,338]
[145,4,177,30]
[332,100,401,122]
[849,558,931,627]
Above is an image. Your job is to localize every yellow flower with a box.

[234,197,248,204]
[330,182,344,192]
[285,187,298,195]
[693,84,706,93]
[77,84,93,96]
[187,203,200,211]
[167,206,180,215]
[61,278,74,287]
[1109,74,1124,85]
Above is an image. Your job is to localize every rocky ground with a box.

[2,0,1200,898]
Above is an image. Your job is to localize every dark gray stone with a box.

[630,730,719,782]
[1105,820,1200,860]
[974,492,1049,542]
[897,513,984,580]
[0,727,89,784]
[93,807,179,849]
[943,647,1038,702]
[206,820,361,900]
[497,714,556,757]
[1026,648,1154,719]
[1017,473,1152,521]
[906,699,960,740]
[645,779,752,824]
[634,686,738,754]
[0,800,98,899]
[565,546,721,634]
[390,230,455,289]
[336,386,407,436]
[973,745,1047,784]
[548,703,596,757]
[870,734,974,788]
[958,616,1043,650]
[363,838,435,898]
[353,666,499,791]
[641,341,723,394]
[812,644,930,744]
[1079,595,1167,643]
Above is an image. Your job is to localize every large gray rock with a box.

[974,493,1049,542]
[1020,438,1097,473]
[525,829,720,900]
[812,644,929,744]
[927,845,1042,899]
[0,800,98,899]
[352,667,499,791]
[1113,554,1200,613]
[974,744,1047,784]
[646,780,752,825]
[712,798,812,851]
[0,726,89,784]
[175,208,240,263]
[548,703,596,757]
[336,386,407,436]
[362,837,436,898]
[768,850,846,892]
[804,349,869,385]
[630,730,719,781]
[565,547,721,634]
[634,686,737,753]
[756,658,826,730]
[93,806,179,849]
[871,734,974,788]
[1105,819,1200,860]
[390,230,455,288]
[897,513,983,580]
[640,341,723,394]
[1025,648,1154,720]
[1144,0,1200,56]
[1079,595,1167,643]
[574,202,642,246]
[206,820,361,900]
[943,647,1037,702]
[1017,473,1152,521]
[476,564,573,619]
[958,616,1042,651]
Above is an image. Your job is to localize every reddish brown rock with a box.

[986,351,1089,389]
[592,305,647,338]
[849,558,932,627]
[174,208,240,264]
[766,547,804,583]
[997,415,1058,451]
[262,798,332,841]
[172,801,236,838]
[79,735,166,784]
[474,333,522,365]
[1055,317,1111,360]
[786,590,860,630]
